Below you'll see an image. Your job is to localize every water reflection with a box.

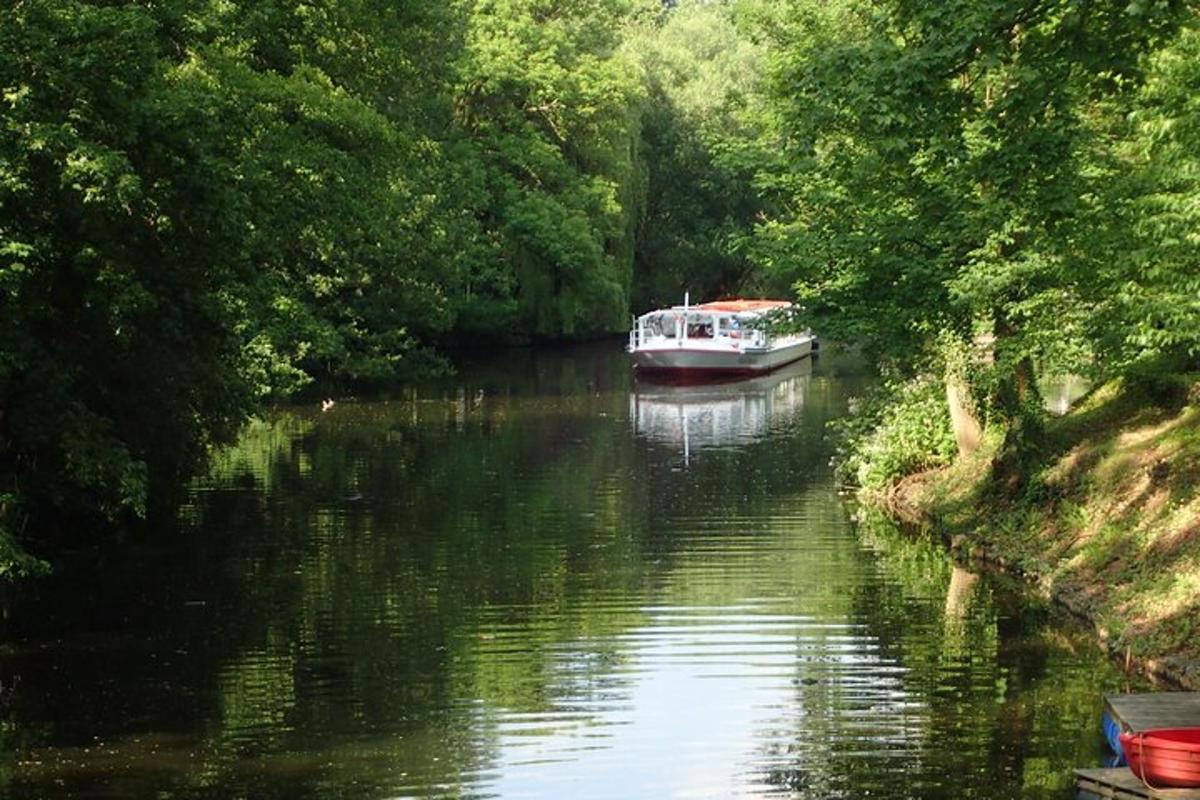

[0,346,1137,799]
[1042,374,1091,416]
[631,358,813,458]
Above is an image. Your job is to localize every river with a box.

[0,344,1132,798]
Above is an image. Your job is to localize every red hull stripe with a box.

[635,347,743,354]
[633,353,810,383]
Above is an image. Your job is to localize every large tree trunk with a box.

[946,375,983,457]
[945,333,990,457]
[991,313,1044,491]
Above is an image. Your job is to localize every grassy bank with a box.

[867,379,1200,687]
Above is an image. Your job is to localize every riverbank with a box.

[872,379,1200,688]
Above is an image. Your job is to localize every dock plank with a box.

[1106,694,1200,733]
[1076,768,1200,799]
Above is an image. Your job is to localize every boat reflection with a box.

[631,358,813,458]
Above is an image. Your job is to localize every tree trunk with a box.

[946,375,983,457]
[991,312,1043,492]
[945,334,989,457]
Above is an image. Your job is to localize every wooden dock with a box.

[1107,693,1200,734]
[1076,768,1200,799]
[1076,693,1200,799]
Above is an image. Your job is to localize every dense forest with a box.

[1,0,1198,574]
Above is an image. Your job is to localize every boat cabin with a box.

[629,301,792,351]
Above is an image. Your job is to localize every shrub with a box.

[832,373,958,491]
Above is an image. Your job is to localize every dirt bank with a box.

[875,381,1200,688]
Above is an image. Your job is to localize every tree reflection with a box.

[756,514,1127,799]
[0,349,1126,799]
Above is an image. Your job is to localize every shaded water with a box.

[1,345,1131,798]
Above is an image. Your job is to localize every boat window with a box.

[644,313,675,338]
[686,313,714,339]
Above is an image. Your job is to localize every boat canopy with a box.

[635,300,792,321]
[694,300,791,314]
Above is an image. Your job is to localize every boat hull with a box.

[631,338,813,380]
[1120,728,1200,788]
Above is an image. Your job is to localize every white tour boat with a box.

[627,297,816,380]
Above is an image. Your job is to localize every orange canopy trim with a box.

[694,300,792,313]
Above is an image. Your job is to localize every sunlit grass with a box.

[891,381,1200,681]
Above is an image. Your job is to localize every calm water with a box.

[1,345,1131,798]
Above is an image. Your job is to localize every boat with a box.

[1119,728,1200,788]
[626,297,816,380]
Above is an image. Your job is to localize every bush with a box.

[831,373,958,491]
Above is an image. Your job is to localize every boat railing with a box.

[629,321,770,351]
[728,329,767,349]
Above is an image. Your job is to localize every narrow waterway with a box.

[1,345,1131,798]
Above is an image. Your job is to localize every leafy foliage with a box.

[752,0,1198,482]
[448,0,647,338]
[1,0,258,565]
[831,374,958,490]
[624,0,775,310]
[757,0,1192,356]
[5,0,1199,568]
[1078,24,1200,371]
[0,0,782,573]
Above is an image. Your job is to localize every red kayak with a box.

[1120,728,1200,788]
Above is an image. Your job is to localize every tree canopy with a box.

[753,0,1199,380]
[0,0,775,572]
[2,0,1199,572]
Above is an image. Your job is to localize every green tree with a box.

[625,0,776,310]
[1073,22,1200,374]
[0,0,468,571]
[0,1,253,571]
[753,0,1192,454]
[448,0,647,339]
